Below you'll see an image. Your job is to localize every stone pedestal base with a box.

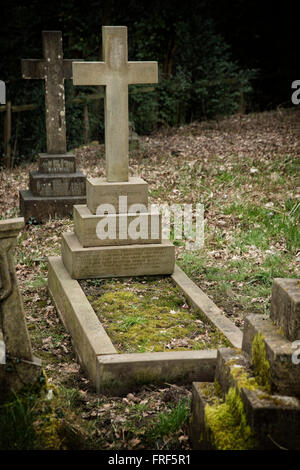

[29,171,86,197]
[0,356,42,399]
[86,176,148,214]
[61,231,175,279]
[20,190,86,223]
[74,204,162,247]
[270,278,300,342]
[19,153,86,223]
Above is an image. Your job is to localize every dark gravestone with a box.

[19,31,86,222]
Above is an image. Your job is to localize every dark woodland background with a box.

[0,0,298,164]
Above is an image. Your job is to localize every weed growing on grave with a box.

[145,397,191,446]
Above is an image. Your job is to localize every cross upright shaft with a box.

[22,31,74,154]
[73,26,158,182]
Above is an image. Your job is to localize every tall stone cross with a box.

[22,31,74,154]
[73,26,158,182]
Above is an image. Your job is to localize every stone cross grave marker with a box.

[22,30,73,154]
[73,26,158,182]
[20,31,86,223]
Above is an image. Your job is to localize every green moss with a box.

[256,392,285,407]
[34,410,65,450]
[251,333,271,392]
[204,387,256,450]
[84,276,230,353]
[278,326,285,337]
[230,364,260,391]
[0,370,66,450]
[198,382,222,406]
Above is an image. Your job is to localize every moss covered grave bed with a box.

[79,276,231,354]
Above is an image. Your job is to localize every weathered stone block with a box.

[214,347,300,449]
[189,382,216,450]
[189,378,300,450]
[215,347,252,396]
[29,171,86,197]
[0,356,42,400]
[61,231,175,279]
[73,204,162,247]
[270,278,300,342]
[19,190,86,223]
[242,314,300,396]
[39,153,76,174]
[86,177,148,214]
[241,387,300,450]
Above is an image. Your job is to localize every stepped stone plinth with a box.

[20,153,86,223]
[189,278,300,450]
[270,278,300,342]
[48,26,174,281]
[242,313,300,397]
[74,204,162,247]
[86,177,148,214]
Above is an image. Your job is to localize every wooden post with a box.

[239,88,245,114]
[3,101,12,169]
[83,102,90,144]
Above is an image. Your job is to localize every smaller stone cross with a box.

[22,31,74,154]
[73,26,158,182]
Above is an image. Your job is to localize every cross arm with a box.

[72,61,108,85]
[21,59,46,79]
[63,59,75,79]
[128,62,158,85]
[63,59,84,79]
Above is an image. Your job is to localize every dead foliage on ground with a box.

[0,108,299,449]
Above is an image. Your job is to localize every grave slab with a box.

[74,204,162,247]
[61,232,175,279]
[86,177,148,215]
[270,278,300,342]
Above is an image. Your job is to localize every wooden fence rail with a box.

[0,86,156,169]
[0,78,246,169]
